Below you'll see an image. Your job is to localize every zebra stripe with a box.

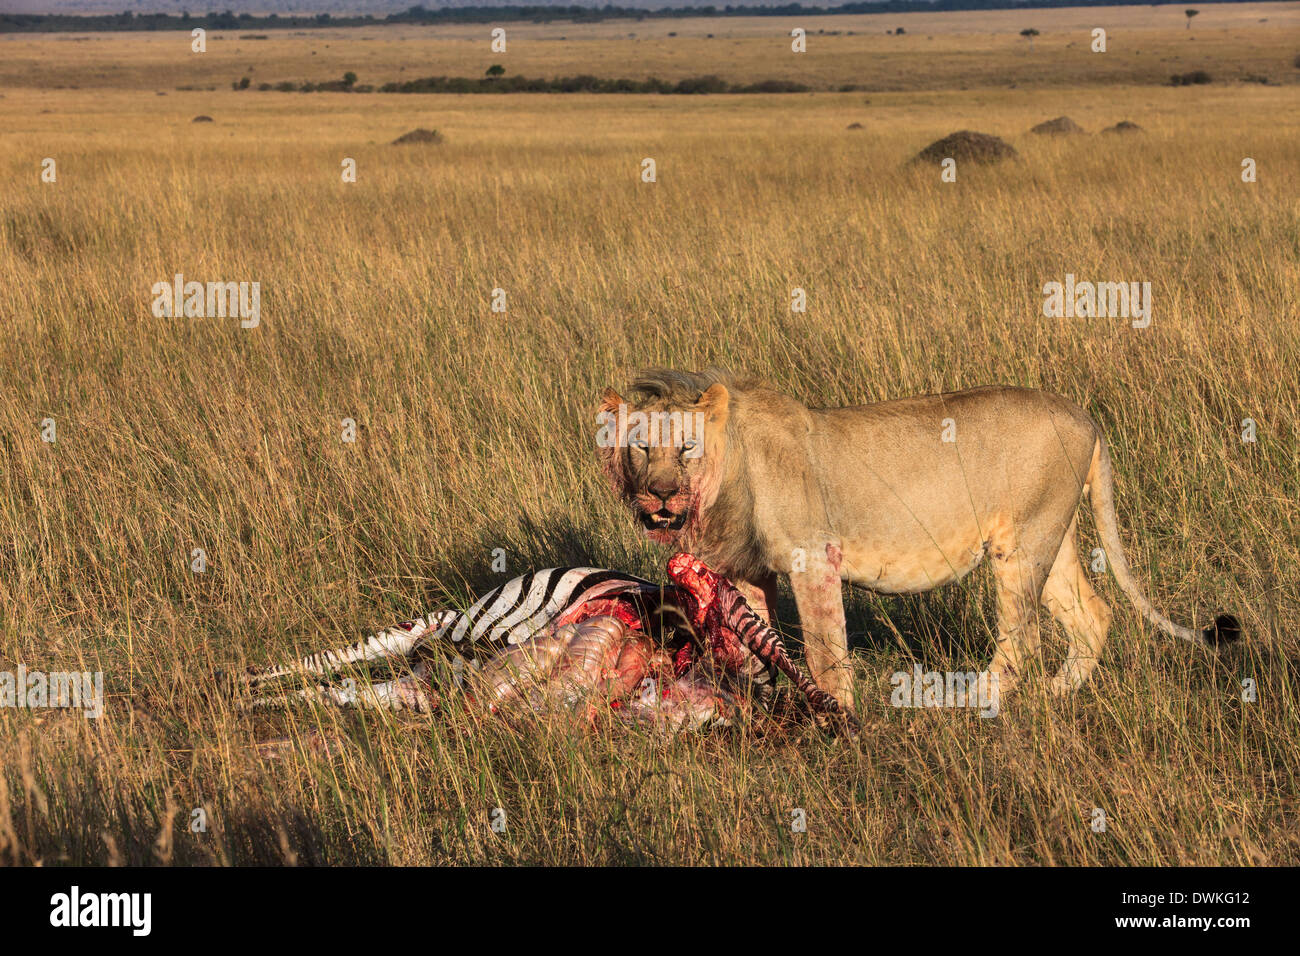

[468,567,659,648]
[491,568,576,644]
[450,569,553,643]
[449,582,506,643]
[498,568,651,645]
[469,572,536,642]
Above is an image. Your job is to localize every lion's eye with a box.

[629,438,649,451]
[681,439,698,454]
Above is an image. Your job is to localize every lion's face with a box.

[625,434,702,542]
[596,384,730,545]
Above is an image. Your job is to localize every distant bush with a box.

[1170,70,1212,85]
[674,75,729,94]
[312,74,356,91]
[392,128,443,145]
[738,79,811,93]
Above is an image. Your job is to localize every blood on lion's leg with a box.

[789,544,855,712]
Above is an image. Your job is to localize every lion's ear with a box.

[595,388,629,491]
[599,388,625,415]
[697,383,730,426]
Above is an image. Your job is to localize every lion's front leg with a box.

[734,574,778,624]
[788,545,855,712]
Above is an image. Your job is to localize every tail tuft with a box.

[1202,614,1242,648]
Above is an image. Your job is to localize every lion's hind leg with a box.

[1042,518,1113,695]
[984,523,1057,696]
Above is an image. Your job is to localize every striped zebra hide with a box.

[234,556,844,731]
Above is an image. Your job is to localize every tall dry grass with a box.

[0,15,1297,864]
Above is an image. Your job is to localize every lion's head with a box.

[595,368,734,546]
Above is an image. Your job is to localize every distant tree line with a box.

[1,1,1285,34]
[250,72,816,93]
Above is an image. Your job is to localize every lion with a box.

[595,368,1239,712]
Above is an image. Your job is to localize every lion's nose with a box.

[648,481,679,503]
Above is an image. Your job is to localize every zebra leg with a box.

[359,666,439,712]
[667,553,857,733]
[733,574,780,705]
[244,662,438,713]
[243,612,458,692]
[241,569,658,697]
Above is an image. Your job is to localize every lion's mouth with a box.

[640,509,687,533]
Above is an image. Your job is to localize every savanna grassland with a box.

[0,4,1298,866]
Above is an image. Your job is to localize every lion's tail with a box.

[1085,436,1240,648]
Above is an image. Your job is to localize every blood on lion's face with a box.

[626,437,699,542]
[595,382,730,545]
